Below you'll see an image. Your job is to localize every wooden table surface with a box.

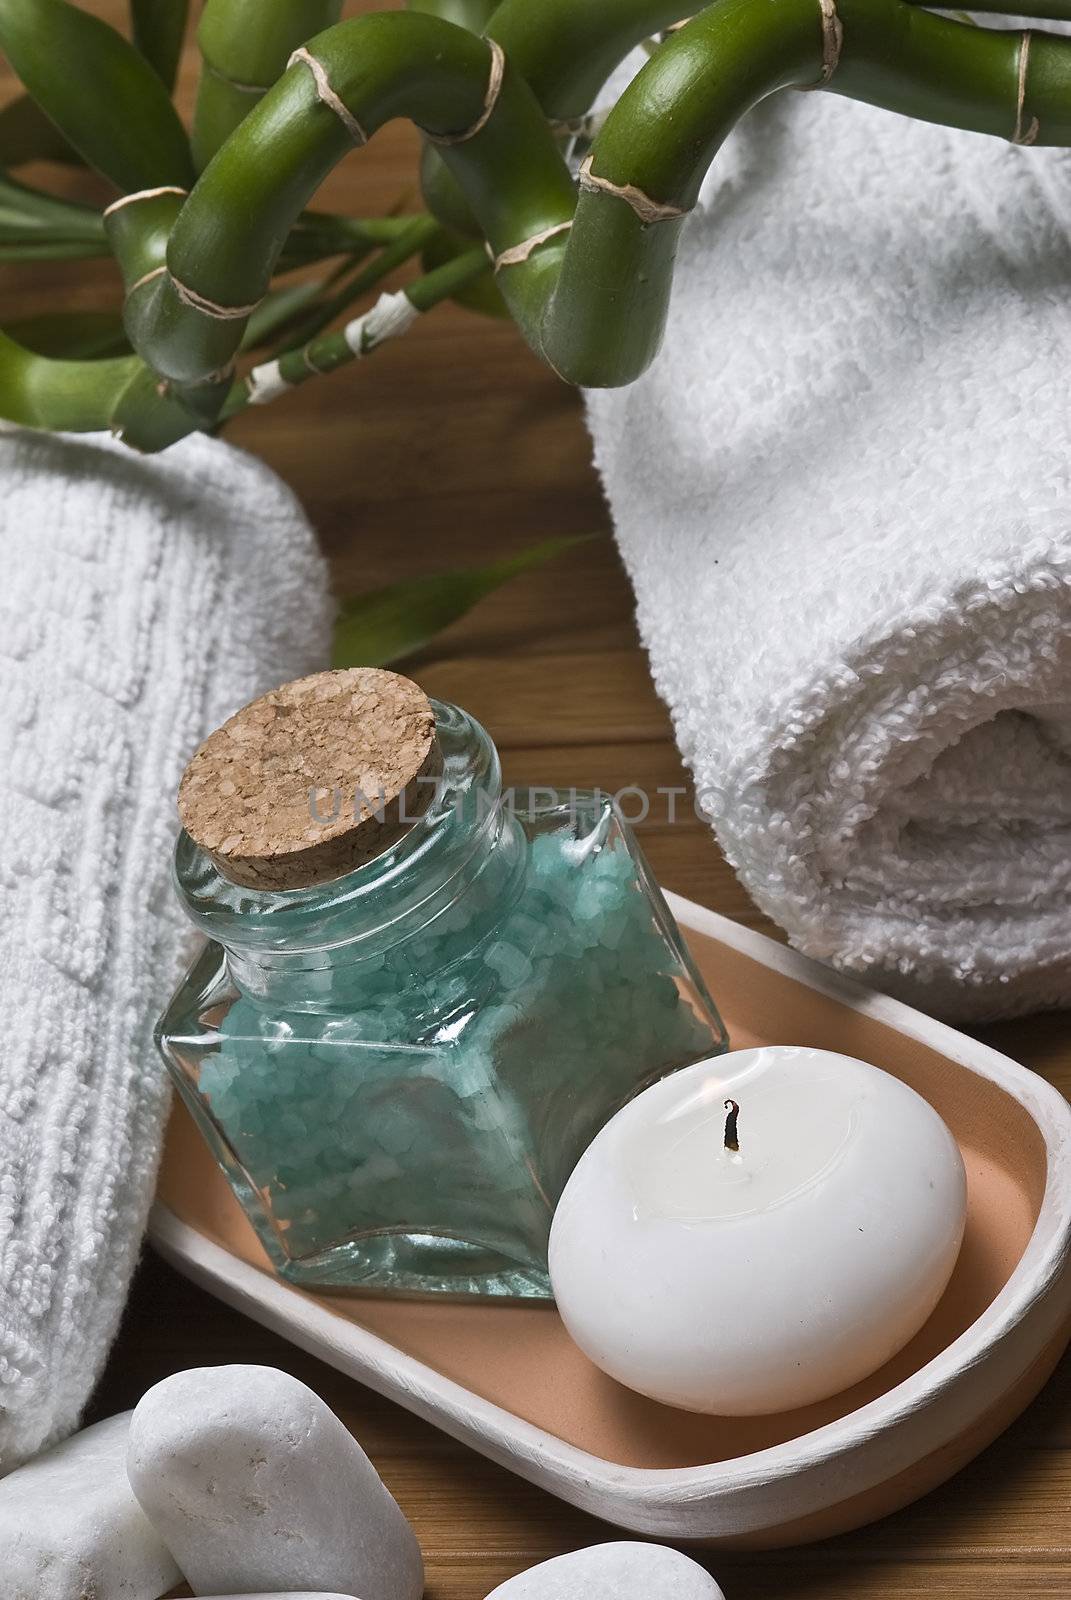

[3,6,1070,1595]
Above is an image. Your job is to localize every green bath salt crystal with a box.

[158,670,727,1299]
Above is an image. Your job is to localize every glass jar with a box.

[157,691,727,1300]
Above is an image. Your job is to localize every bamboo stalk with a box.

[281,216,442,347]
[0,333,140,431]
[114,246,471,445]
[108,362,227,451]
[105,186,188,312]
[123,12,576,386]
[115,1,1071,397]
[542,0,821,383]
[916,0,1071,16]
[105,190,412,310]
[192,0,344,169]
[10,0,1071,424]
[831,2,1071,142]
[410,0,628,236]
[0,239,483,449]
[234,245,487,413]
[487,0,697,121]
[544,0,1071,380]
[407,0,504,235]
[240,231,425,352]
[410,0,501,29]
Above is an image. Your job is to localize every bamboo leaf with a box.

[279,211,416,270]
[0,91,82,165]
[240,280,330,352]
[0,0,195,191]
[333,536,594,668]
[0,173,107,242]
[0,239,111,260]
[6,310,129,359]
[0,173,109,259]
[131,0,190,93]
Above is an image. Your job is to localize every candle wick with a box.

[723,1099,740,1153]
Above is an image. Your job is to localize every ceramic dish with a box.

[150,891,1071,1547]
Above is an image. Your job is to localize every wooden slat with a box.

[418,650,667,746]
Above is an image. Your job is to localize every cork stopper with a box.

[178,668,442,890]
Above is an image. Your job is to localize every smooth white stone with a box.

[485,1542,725,1598]
[127,1364,423,1600]
[196,1594,359,1598]
[0,1411,182,1600]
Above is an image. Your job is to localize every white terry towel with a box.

[585,86,1071,1023]
[0,428,332,1469]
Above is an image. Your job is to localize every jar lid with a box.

[178,667,442,890]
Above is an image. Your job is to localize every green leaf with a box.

[5,309,129,359]
[333,536,594,669]
[0,0,195,191]
[278,211,413,272]
[0,91,82,166]
[0,239,111,260]
[0,172,109,259]
[0,172,107,243]
[131,0,190,93]
[240,279,330,352]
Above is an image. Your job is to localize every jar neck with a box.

[173,701,528,1004]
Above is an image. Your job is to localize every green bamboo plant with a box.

[3,0,1071,456]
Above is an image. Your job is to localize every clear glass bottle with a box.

[157,692,727,1300]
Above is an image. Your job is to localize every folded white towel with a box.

[0,428,332,1469]
[585,86,1071,1022]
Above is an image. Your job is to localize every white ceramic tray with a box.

[149,892,1071,1548]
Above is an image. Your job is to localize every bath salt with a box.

[199,825,712,1287]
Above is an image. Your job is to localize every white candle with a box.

[548,1046,967,1415]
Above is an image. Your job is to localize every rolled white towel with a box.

[585,86,1071,1022]
[0,428,332,1469]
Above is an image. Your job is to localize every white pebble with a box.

[127,1365,423,1600]
[0,1411,182,1600]
[485,1542,725,1599]
[196,1595,359,1599]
